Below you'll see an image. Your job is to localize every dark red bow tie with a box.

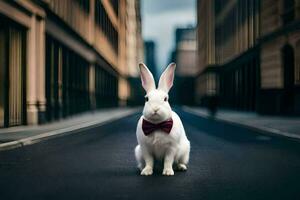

[142,118,173,136]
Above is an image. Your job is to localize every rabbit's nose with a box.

[153,107,160,112]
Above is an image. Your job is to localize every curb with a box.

[0,109,139,152]
[182,106,300,142]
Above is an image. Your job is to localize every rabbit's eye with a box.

[164,97,167,102]
[145,97,149,102]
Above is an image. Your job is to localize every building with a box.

[144,41,157,79]
[126,40,155,106]
[124,0,145,106]
[259,0,300,114]
[170,27,198,105]
[197,0,260,111]
[197,0,295,114]
[0,0,142,127]
[118,0,143,106]
[174,27,198,76]
[197,0,300,115]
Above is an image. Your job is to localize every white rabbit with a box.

[135,63,190,176]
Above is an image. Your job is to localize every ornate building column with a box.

[26,12,46,125]
[26,16,38,125]
[36,17,46,123]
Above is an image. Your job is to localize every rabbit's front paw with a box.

[177,163,187,171]
[141,166,153,176]
[162,168,174,176]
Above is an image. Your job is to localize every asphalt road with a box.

[1,108,300,200]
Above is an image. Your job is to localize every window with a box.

[95,1,119,53]
[75,0,90,13]
[46,36,90,120]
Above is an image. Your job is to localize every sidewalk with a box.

[0,107,140,151]
[183,106,300,141]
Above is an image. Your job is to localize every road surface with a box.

[1,108,300,200]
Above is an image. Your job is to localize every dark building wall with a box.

[170,27,197,105]
[171,76,195,105]
[219,48,260,111]
[44,35,118,122]
[144,41,157,79]
[127,77,144,106]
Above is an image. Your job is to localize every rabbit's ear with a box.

[158,63,176,93]
[139,63,156,93]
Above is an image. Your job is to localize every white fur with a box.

[135,63,190,176]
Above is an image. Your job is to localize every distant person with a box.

[208,96,218,118]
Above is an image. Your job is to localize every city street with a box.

[1,108,300,200]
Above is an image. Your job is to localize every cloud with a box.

[142,0,196,15]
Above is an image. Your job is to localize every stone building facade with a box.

[118,0,143,106]
[0,0,143,127]
[259,0,300,114]
[197,0,300,115]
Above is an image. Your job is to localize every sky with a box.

[141,0,196,74]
